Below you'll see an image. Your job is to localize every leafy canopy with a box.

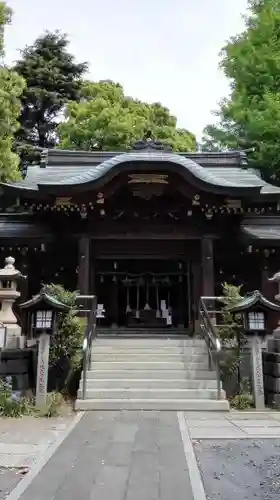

[13,31,88,151]
[0,2,25,182]
[201,0,280,182]
[58,80,196,151]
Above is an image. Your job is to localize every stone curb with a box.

[177,411,207,500]
[4,411,84,500]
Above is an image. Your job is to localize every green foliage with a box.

[37,392,65,417]
[219,283,243,346]
[218,283,250,397]
[0,2,25,182]
[0,379,33,417]
[201,0,280,182]
[58,80,196,152]
[230,392,254,410]
[0,1,11,56]
[43,284,84,386]
[13,31,87,156]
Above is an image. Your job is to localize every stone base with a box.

[5,325,25,349]
[264,374,280,392]
[266,392,280,408]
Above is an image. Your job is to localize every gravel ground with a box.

[0,467,27,500]
[193,439,280,500]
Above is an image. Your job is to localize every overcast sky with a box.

[4,0,248,140]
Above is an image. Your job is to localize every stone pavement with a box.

[10,411,194,500]
[0,415,77,469]
[0,414,78,500]
[184,410,280,439]
[3,410,280,500]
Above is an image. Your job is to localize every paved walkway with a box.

[8,411,194,500]
[184,410,280,439]
[3,410,280,500]
[0,415,76,469]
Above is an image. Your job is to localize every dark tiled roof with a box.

[2,148,280,194]
[19,290,69,311]
[229,290,280,312]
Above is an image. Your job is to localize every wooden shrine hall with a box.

[1,136,280,333]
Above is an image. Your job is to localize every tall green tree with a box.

[58,80,196,151]
[14,31,87,152]
[0,2,25,182]
[201,0,280,182]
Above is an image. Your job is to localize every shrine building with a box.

[1,137,280,333]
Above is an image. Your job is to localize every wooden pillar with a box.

[111,278,119,328]
[77,236,90,295]
[192,259,201,333]
[201,237,214,297]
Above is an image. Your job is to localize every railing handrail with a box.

[76,295,97,400]
[199,296,223,399]
[199,296,222,352]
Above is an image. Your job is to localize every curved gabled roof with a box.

[2,148,280,197]
[39,151,263,189]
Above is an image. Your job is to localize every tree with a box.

[0,2,25,182]
[201,0,280,182]
[58,80,196,151]
[13,31,87,152]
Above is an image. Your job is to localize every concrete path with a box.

[0,414,81,500]
[184,410,280,439]
[6,411,194,500]
[3,410,280,500]
[0,415,77,469]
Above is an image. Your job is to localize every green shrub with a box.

[37,392,65,418]
[0,378,33,417]
[230,393,254,410]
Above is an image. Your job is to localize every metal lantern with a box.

[230,290,280,336]
[19,288,70,408]
[19,289,69,338]
[230,290,280,410]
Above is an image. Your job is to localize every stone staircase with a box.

[75,337,230,411]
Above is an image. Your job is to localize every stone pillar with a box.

[77,236,90,295]
[250,336,265,410]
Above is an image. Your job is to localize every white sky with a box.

[4,0,248,140]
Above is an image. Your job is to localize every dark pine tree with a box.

[13,31,88,161]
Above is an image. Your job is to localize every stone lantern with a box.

[268,271,280,302]
[0,256,23,348]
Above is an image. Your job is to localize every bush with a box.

[0,378,33,417]
[37,392,65,417]
[230,393,254,410]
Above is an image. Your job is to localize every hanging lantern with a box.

[205,211,213,220]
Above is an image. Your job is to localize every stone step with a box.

[91,345,207,354]
[90,353,208,363]
[78,388,225,400]
[82,378,218,389]
[86,369,216,380]
[92,338,205,347]
[75,398,230,411]
[89,360,208,370]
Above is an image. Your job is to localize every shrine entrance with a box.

[95,259,192,329]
